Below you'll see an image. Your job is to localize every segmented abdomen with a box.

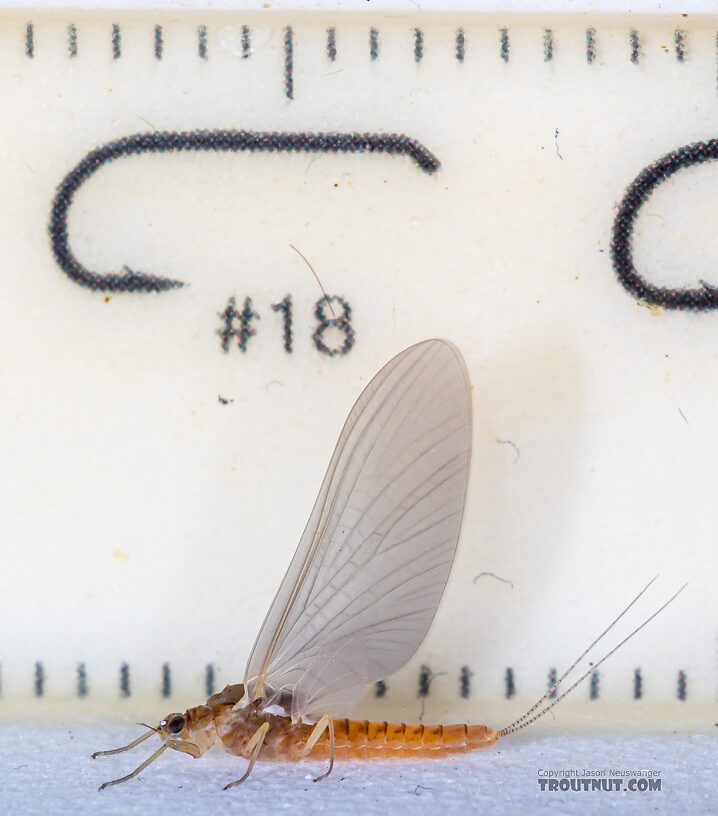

[305,719,499,759]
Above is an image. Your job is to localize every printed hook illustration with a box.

[48,129,440,294]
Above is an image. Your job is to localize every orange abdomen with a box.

[306,719,499,760]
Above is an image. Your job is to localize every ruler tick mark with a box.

[677,669,687,701]
[414,28,423,63]
[675,29,686,62]
[327,26,337,61]
[25,22,34,59]
[198,25,208,60]
[500,27,510,63]
[112,23,121,60]
[544,28,554,62]
[284,26,294,99]
[370,27,379,61]
[589,668,600,700]
[77,663,88,698]
[34,661,44,697]
[120,662,131,698]
[586,26,596,64]
[154,24,163,60]
[418,665,432,697]
[505,667,515,698]
[205,663,216,697]
[68,24,78,59]
[161,662,171,698]
[630,29,640,64]
[242,25,251,59]
[633,667,642,699]
[455,28,465,62]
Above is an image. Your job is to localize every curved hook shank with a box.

[49,129,441,294]
[611,138,718,311]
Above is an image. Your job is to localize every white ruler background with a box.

[0,9,716,721]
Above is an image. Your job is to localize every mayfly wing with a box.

[243,339,472,720]
[289,635,372,721]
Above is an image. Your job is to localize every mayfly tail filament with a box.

[502,574,660,734]
[498,581,687,737]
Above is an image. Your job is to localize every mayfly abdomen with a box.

[216,711,496,762]
[303,719,499,760]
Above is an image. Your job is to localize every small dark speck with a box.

[218,395,233,405]
[14,765,29,770]
[678,408,688,424]
[599,249,605,253]
[474,571,514,589]
[495,438,520,463]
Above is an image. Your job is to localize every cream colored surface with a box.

[0,11,715,717]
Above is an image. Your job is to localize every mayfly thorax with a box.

[92,339,685,791]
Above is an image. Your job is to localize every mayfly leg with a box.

[224,722,270,789]
[97,738,198,791]
[98,743,169,790]
[91,728,155,759]
[299,714,335,782]
[314,718,335,783]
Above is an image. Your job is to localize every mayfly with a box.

[93,339,685,790]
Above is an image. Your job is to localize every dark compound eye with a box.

[167,715,185,734]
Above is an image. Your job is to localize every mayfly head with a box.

[157,712,187,739]
[157,705,217,756]
[93,706,218,790]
